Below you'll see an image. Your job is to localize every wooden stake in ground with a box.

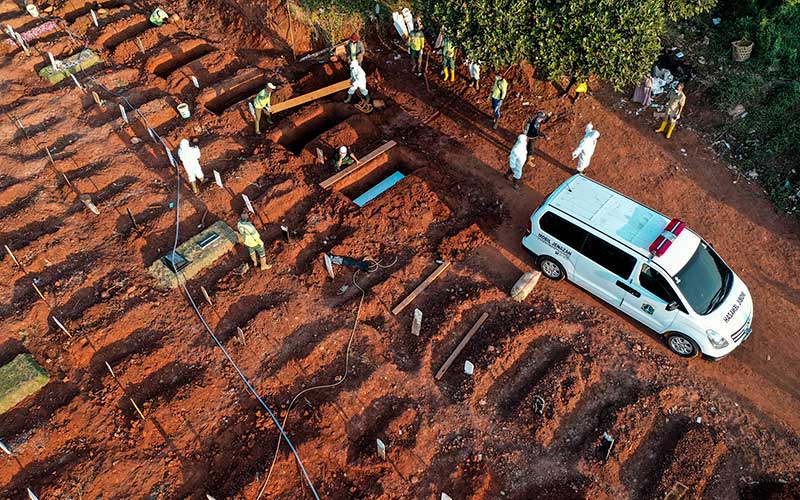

[242,194,254,213]
[126,207,140,232]
[4,244,22,270]
[52,316,73,338]
[105,361,116,379]
[31,281,48,304]
[411,308,422,336]
[130,398,146,420]
[435,312,489,380]
[135,36,145,54]
[392,261,450,315]
[200,286,213,306]
[315,147,324,165]
[236,327,246,346]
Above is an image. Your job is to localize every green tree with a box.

[415,0,717,88]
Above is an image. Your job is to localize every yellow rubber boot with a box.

[443,68,449,81]
[450,70,455,82]
[655,121,667,133]
[666,124,676,139]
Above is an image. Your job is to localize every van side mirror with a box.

[666,301,679,311]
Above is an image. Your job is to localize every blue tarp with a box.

[353,171,405,207]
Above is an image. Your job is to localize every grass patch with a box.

[0,354,50,414]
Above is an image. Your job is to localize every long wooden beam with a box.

[319,140,397,189]
[435,312,489,380]
[391,261,450,315]
[270,80,351,114]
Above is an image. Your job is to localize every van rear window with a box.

[539,211,588,251]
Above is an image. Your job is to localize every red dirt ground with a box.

[0,0,799,499]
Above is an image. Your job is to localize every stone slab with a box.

[0,354,50,414]
[148,220,237,289]
[38,48,102,84]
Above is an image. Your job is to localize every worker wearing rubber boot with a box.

[655,82,685,139]
[331,145,359,172]
[490,75,508,129]
[505,134,528,191]
[237,212,272,271]
[524,111,551,157]
[346,33,364,65]
[253,82,275,135]
[344,59,369,104]
[441,35,456,82]
[149,7,169,26]
[177,139,204,194]
[408,22,425,77]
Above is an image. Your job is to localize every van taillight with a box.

[526,219,532,235]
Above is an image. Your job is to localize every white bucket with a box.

[177,103,191,119]
[26,4,40,17]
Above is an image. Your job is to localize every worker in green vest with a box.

[346,33,364,65]
[253,82,276,135]
[408,22,425,77]
[441,35,456,82]
[490,75,508,129]
[237,212,272,271]
[149,7,169,26]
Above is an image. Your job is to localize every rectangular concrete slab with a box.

[39,48,102,84]
[148,220,237,289]
[0,354,50,414]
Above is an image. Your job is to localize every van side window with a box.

[539,211,588,251]
[639,264,680,305]
[581,234,636,279]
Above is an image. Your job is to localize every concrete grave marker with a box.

[376,438,386,460]
[242,194,254,213]
[411,308,422,336]
[213,169,222,188]
[441,494,453,500]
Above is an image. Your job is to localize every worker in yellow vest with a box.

[253,82,276,135]
[441,35,456,82]
[490,75,508,129]
[408,23,425,77]
[149,7,169,26]
[237,212,271,271]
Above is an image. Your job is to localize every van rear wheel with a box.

[538,256,565,281]
[666,332,699,358]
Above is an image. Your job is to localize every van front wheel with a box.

[666,332,699,358]
[538,256,565,281]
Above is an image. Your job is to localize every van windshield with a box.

[674,242,733,315]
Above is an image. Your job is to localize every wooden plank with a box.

[319,140,397,189]
[391,261,450,315]
[270,80,351,114]
[435,312,489,380]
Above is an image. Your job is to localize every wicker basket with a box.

[732,40,753,62]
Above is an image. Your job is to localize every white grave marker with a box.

[70,73,83,91]
[411,308,422,336]
[376,438,386,460]
[242,193,254,213]
[164,144,176,167]
[90,9,98,26]
[191,75,200,88]
[441,494,453,500]
[464,360,474,375]
[323,253,335,279]
[0,439,11,455]
[213,169,223,188]
[119,104,128,123]
[247,101,256,119]
[27,489,39,500]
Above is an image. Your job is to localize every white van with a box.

[522,175,753,359]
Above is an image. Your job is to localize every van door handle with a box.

[616,281,641,298]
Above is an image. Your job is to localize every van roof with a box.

[548,175,700,276]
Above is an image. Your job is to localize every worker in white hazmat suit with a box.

[344,59,369,104]
[571,123,600,173]
[177,139,204,193]
[504,134,528,190]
